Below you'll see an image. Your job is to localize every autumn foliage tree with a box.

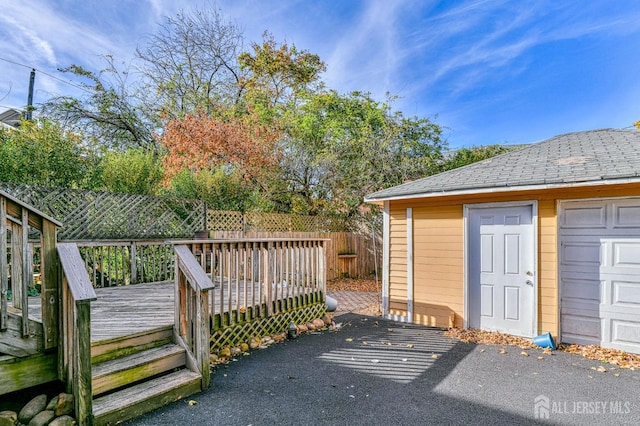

[161,111,279,179]
[160,111,281,209]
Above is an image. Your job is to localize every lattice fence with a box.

[207,211,347,233]
[0,183,205,240]
[209,301,327,349]
[206,210,244,231]
[1,182,353,240]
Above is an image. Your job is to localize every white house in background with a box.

[0,108,23,130]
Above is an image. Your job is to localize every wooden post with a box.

[10,222,22,310]
[42,221,58,349]
[263,242,271,316]
[75,301,93,426]
[21,207,29,336]
[130,242,137,284]
[0,197,7,331]
[196,286,210,389]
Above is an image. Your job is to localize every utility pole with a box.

[26,68,35,120]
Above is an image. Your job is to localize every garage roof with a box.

[365,128,640,202]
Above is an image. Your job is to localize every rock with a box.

[322,314,332,325]
[312,318,325,329]
[18,395,47,424]
[218,347,231,358]
[306,322,316,331]
[49,416,76,426]
[209,353,219,364]
[272,333,286,342]
[45,397,58,412]
[239,343,249,352]
[249,336,261,349]
[54,393,74,417]
[28,410,54,426]
[297,324,308,333]
[230,346,241,356]
[262,337,274,346]
[0,411,17,426]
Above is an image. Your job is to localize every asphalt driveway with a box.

[125,313,640,425]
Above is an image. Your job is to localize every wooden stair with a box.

[90,325,203,425]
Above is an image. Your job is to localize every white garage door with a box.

[560,198,640,353]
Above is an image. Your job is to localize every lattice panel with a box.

[209,302,327,350]
[0,182,205,240]
[1,182,351,240]
[244,212,346,233]
[207,210,244,231]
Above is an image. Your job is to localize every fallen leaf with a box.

[444,327,640,369]
[614,373,620,377]
[345,338,353,342]
[387,328,393,332]
[371,359,380,363]
[362,341,368,345]
[521,351,529,357]
[596,366,607,373]
[431,354,439,359]
[407,344,414,348]
[349,395,355,399]
[537,356,544,360]
[499,349,507,354]
[188,400,197,406]
[480,349,486,353]
[402,358,408,362]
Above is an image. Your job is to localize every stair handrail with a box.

[58,242,97,426]
[173,245,215,389]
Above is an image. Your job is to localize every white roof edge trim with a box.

[364,177,640,203]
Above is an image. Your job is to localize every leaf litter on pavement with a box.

[445,327,640,370]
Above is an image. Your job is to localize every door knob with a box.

[526,280,533,286]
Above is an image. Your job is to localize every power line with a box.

[0,56,91,93]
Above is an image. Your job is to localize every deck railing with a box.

[73,240,173,287]
[58,242,97,426]
[173,245,214,389]
[175,239,326,328]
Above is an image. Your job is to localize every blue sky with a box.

[1,0,639,148]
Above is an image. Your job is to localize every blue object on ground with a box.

[533,332,556,350]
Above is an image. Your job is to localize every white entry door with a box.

[468,205,535,337]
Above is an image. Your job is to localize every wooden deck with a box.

[27,280,316,343]
[27,282,173,343]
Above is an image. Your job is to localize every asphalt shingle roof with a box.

[365,128,640,201]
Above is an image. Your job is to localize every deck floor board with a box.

[25,281,316,343]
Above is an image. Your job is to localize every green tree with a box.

[165,167,260,212]
[238,32,326,118]
[0,119,89,187]
[43,57,159,152]
[279,91,444,217]
[439,145,518,172]
[100,148,164,195]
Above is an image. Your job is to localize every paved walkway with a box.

[326,291,380,316]
[126,313,640,426]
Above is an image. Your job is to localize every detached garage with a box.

[365,128,640,353]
